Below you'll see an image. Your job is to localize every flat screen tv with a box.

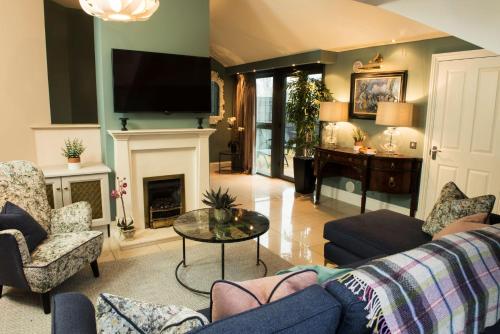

[112,49,211,113]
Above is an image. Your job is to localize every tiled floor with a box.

[98,172,360,266]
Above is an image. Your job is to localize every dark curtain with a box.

[234,73,256,174]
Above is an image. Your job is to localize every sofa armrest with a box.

[0,229,31,265]
[52,292,97,334]
[51,202,92,234]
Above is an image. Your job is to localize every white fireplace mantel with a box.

[108,128,215,229]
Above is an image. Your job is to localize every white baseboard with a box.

[210,161,231,173]
[320,184,410,215]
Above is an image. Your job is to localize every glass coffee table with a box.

[173,208,270,294]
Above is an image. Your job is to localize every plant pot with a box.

[67,157,81,170]
[293,156,316,194]
[121,228,136,240]
[213,208,232,223]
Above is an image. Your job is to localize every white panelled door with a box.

[421,51,500,218]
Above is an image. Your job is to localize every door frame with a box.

[417,49,497,219]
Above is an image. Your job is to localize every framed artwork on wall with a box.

[349,71,407,119]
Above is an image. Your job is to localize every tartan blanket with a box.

[339,224,500,334]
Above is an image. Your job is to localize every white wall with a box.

[0,0,51,162]
[32,125,103,166]
[378,0,500,55]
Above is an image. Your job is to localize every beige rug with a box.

[0,241,291,334]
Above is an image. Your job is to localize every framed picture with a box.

[349,71,407,119]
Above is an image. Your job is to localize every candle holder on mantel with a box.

[120,117,129,131]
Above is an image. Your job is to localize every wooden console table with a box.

[314,146,422,217]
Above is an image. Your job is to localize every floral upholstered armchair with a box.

[0,161,103,314]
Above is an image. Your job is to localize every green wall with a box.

[323,36,479,208]
[94,0,210,168]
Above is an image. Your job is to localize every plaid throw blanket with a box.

[339,224,500,334]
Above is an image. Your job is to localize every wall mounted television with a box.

[112,49,211,113]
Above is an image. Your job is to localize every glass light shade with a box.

[319,102,349,122]
[79,0,160,22]
[376,102,414,127]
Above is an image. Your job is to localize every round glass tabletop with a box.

[173,208,270,243]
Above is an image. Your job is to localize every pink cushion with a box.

[210,270,318,321]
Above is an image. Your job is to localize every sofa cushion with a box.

[193,285,342,334]
[422,182,495,235]
[96,293,208,334]
[210,270,317,321]
[432,213,488,240]
[324,280,369,334]
[323,210,431,259]
[0,201,47,251]
[23,231,103,293]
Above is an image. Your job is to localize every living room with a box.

[1,0,499,333]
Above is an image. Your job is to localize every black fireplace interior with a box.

[144,175,185,229]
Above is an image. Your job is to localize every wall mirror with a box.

[209,71,225,125]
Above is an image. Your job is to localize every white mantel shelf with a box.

[41,163,111,178]
[108,128,215,140]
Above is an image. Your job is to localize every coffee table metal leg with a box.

[221,243,225,280]
[182,237,186,267]
[257,237,260,265]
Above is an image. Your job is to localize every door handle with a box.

[430,146,442,160]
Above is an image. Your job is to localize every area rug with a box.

[0,240,292,334]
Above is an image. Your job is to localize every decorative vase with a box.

[353,142,363,152]
[121,228,136,240]
[213,208,232,223]
[67,157,81,170]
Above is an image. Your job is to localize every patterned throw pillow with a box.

[422,182,495,236]
[96,293,208,334]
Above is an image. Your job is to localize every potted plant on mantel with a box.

[111,177,135,240]
[286,71,332,194]
[61,138,86,170]
[202,187,239,223]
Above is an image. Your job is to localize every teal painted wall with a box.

[323,37,479,208]
[94,0,210,168]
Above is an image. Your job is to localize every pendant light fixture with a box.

[79,0,160,22]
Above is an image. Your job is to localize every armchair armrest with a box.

[50,202,92,234]
[0,229,31,265]
[52,292,97,334]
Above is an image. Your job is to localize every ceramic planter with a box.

[121,228,136,240]
[293,156,316,194]
[67,157,81,170]
[214,208,232,223]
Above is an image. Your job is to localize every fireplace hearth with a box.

[143,175,185,229]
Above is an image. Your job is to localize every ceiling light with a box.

[391,39,396,43]
[79,0,160,22]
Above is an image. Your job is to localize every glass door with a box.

[255,77,274,176]
[281,73,323,180]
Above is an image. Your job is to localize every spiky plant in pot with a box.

[202,187,239,223]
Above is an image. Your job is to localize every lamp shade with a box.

[319,102,349,122]
[376,102,414,127]
[79,0,160,22]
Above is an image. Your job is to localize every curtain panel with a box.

[234,73,256,174]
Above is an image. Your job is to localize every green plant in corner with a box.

[202,187,238,210]
[285,71,332,157]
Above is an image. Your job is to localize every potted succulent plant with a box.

[202,187,238,223]
[111,177,135,239]
[61,138,86,170]
[286,71,332,193]
[352,127,366,152]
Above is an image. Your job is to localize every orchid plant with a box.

[111,177,134,231]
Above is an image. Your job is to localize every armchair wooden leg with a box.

[41,291,51,314]
[90,260,100,278]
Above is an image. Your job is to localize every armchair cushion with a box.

[1,201,47,251]
[0,160,52,233]
[24,231,103,293]
[50,201,92,234]
[0,229,31,265]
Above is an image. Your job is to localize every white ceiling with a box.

[211,0,446,66]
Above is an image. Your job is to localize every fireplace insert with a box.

[143,175,185,229]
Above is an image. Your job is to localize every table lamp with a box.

[376,102,414,154]
[319,101,349,146]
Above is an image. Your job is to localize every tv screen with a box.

[112,49,211,113]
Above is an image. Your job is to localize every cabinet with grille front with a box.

[43,163,112,236]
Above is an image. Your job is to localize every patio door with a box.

[255,76,274,176]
